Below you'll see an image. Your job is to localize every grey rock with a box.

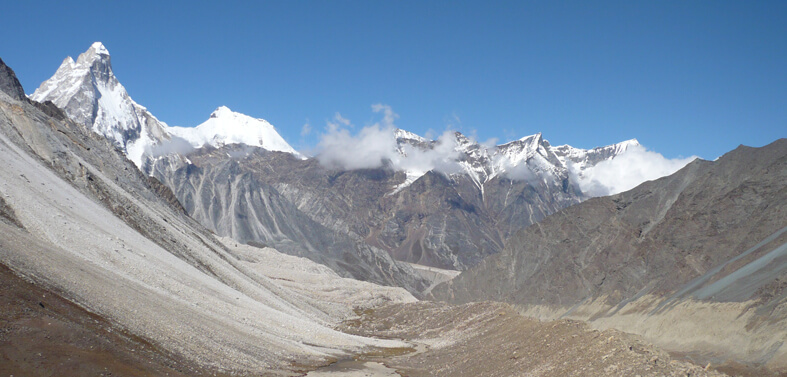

[0,57,26,101]
[147,145,427,293]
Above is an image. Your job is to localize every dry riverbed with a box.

[332,301,729,377]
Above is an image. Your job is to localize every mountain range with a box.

[32,42,663,277]
[3,42,784,376]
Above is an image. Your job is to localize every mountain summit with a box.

[169,106,301,157]
[30,42,301,166]
[31,42,170,167]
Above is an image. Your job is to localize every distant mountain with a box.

[432,139,787,372]
[31,42,171,167]
[168,106,302,156]
[31,43,301,167]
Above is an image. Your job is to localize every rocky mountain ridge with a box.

[433,138,787,373]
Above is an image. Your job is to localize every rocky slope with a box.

[148,131,643,273]
[146,145,426,291]
[1,57,417,375]
[433,139,787,374]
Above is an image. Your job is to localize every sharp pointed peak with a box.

[60,56,75,67]
[497,132,544,148]
[620,138,640,146]
[518,132,542,142]
[394,128,427,142]
[75,41,111,67]
[89,42,110,55]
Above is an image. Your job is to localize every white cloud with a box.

[497,157,537,181]
[371,103,397,128]
[317,122,398,170]
[572,144,697,197]
[148,136,195,157]
[300,122,312,136]
[333,112,351,127]
[397,130,462,175]
[315,104,463,174]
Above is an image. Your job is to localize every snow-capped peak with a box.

[32,43,306,167]
[614,138,640,151]
[394,128,427,143]
[74,41,111,68]
[57,56,76,71]
[168,107,303,158]
[30,42,171,168]
[210,105,233,118]
[519,132,542,143]
[385,128,644,195]
[89,41,109,55]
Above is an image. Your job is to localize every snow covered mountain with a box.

[31,42,300,166]
[31,42,171,167]
[149,130,644,271]
[169,106,302,157]
[390,128,640,196]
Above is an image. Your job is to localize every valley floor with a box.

[317,301,728,377]
[0,261,728,377]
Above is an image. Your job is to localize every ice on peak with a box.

[169,108,303,158]
[519,132,542,143]
[58,57,76,70]
[210,106,234,118]
[497,133,545,154]
[75,42,111,67]
[394,128,427,143]
[90,42,110,55]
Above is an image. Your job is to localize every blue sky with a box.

[3,1,785,159]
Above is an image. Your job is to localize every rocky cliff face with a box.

[0,58,26,102]
[433,139,787,372]
[146,145,426,292]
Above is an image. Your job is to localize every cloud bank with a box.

[572,144,697,197]
[316,104,462,174]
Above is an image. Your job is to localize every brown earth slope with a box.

[0,263,215,377]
